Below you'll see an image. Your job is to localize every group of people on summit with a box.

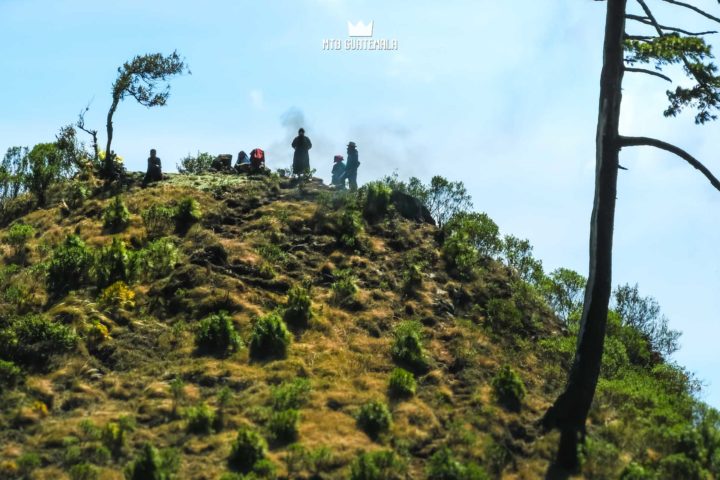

[143,127,360,191]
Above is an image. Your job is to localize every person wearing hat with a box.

[291,127,312,175]
[331,155,346,189]
[344,141,360,191]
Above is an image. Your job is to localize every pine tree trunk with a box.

[104,100,118,179]
[543,0,626,469]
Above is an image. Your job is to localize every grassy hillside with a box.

[0,172,717,480]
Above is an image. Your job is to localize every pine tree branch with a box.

[619,135,720,191]
[626,13,717,35]
[659,0,720,25]
[624,67,673,82]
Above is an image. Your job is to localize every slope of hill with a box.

[0,172,716,480]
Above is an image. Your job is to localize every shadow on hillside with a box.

[544,464,572,480]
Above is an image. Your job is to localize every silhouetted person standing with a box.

[344,141,360,191]
[292,128,312,175]
[331,155,346,189]
[143,148,162,186]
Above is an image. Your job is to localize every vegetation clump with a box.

[248,311,291,360]
[388,367,416,399]
[195,311,242,357]
[283,283,313,328]
[46,234,93,295]
[356,400,392,440]
[391,320,428,373]
[491,365,526,412]
[228,426,268,472]
[102,196,130,232]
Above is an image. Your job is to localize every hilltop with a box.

[0,171,717,480]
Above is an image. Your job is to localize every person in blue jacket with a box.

[344,141,360,191]
[331,155,346,189]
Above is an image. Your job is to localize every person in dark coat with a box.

[344,141,360,191]
[331,155,346,189]
[291,128,312,175]
[235,151,251,173]
[143,149,162,186]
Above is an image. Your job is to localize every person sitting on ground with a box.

[344,141,360,191]
[249,148,269,174]
[291,128,312,175]
[143,148,162,186]
[235,150,251,173]
[331,155,346,189]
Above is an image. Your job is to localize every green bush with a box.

[356,400,392,439]
[136,238,179,280]
[658,453,704,480]
[401,262,424,296]
[485,298,524,334]
[68,463,100,480]
[491,365,526,412]
[185,403,216,434]
[175,197,202,231]
[350,450,406,480]
[229,426,267,472]
[338,208,364,249]
[443,211,501,258]
[0,315,77,367]
[442,232,479,279]
[427,447,489,480]
[391,321,428,373]
[331,269,358,306]
[177,151,214,174]
[271,378,311,410]
[195,311,242,357]
[0,358,23,387]
[102,196,130,232]
[125,443,179,480]
[362,181,392,221]
[142,204,176,240]
[268,409,300,444]
[4,223,35,261]
[619,462,654,480]
[388,368,416,399]
[249,312,291,360]
[95,237,135,288]
[101,419,134,458]
[283,284,313,328]
[47,235,93,295]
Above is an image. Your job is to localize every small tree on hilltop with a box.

[103,51,188,180]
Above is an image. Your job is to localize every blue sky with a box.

[1,0,719,406]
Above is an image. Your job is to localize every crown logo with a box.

[347,20,374,37]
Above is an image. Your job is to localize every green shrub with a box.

[491,365,526,412]
[391,321,428,373]
[356,400,392,439]
[401,262,424,296]
[271,378,311,410]
[47,235,93,295]
[68,462,100,480]
[4,223,35,261]
[17,452,41,475]
[175,197,202,231]
[350,450,406,480]
[249,312,291,360]
[0,359,23,387]
[338,208,364,249]
[186,403,216,434]
[442,232,479,279]
[102,196,130,232]
[229,426,268,472]
[195,311,242,357]
[388,368,416,399]
[142,204,176,239]
[0,315,77,367]
[268,409,300,444]
[658,453,704,480]
[136,238,179,280]
[331,269,358,306]
[95,237,135,288]
[485,298,524,334]
[619,462,654,480]
[427,447,489,480]
[177,151,214,174]
[125,443,179,480]
[362,182,392,221]
[101,420,132,458]
[443,211,502,258]
[283,284,313,328]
